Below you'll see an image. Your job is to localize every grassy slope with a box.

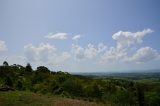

[0,91,110,106]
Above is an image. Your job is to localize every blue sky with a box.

[0,0,160,72]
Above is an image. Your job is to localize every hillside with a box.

[0,62,160,106]
[0,91,107,106]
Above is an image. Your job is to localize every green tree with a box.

[25,63,32,72]
[114,90,136,105]
[84,82,102,99]
[5,77,13,87]
[62,79,83,97]
[37,66,50,73]
[136,84,145,106]
[16,80,23,90]
[94,83,102,98]
[3,61,9,66]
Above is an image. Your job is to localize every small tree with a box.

[3,61,9,66]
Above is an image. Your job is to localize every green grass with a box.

[0,91,109,106]
[0,91,54,106]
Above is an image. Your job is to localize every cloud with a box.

[45,32,67,40]
[100,46,159,64]
[72,43,101,60]
[85,44,98,59]
[24,28,159,68]
[24,43,70,66]
[0,28,159,72]
[0,40,7,51]
[48,52,71,65]
[72,44,85,60]
[24,43,56,62]
[98,43,107,53]
[100,47,127,63]
[100,29,159,64]
[72,35,81,40]
[128,47,159,63]
[112,28,153,51]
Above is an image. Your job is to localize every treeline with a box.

[0,61,160,106]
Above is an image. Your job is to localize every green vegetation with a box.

[0,61,160,106]
[0,91,105,106]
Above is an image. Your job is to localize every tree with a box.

[36,66,50,73]
[115,90,136,105]
[62,79,83,97]
[5,77,13,87]
[136,84,145,106]
[25,63,32,72]
[92,82,102,98]
[16,80,23,90]
[3,61,9,66]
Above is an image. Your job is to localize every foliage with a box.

[25,63,32,72]
[3,61,9,66]
[0,61,160,106]
[0,91,105,106]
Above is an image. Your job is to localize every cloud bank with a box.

[24,43,70,66]
[0,28,160,72]
[100,29,157,64]
[112,28,153,51]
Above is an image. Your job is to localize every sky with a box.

[0,0,160,72]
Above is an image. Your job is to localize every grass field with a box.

[0,91,108,106]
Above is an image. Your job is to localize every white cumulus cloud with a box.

[112,28,153,51]
[72,44,85,60]
[100,47,127,63]
[24,43,70,66]
[0,40,7,51]
[100,29,159,64]
[45,32,67,40]
[128,47,159,63]
[85,44,98,59]
[98,43,107,53]
[24,43,56,62]
[72,44,101,60]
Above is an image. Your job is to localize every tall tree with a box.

[25,63,32,72]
